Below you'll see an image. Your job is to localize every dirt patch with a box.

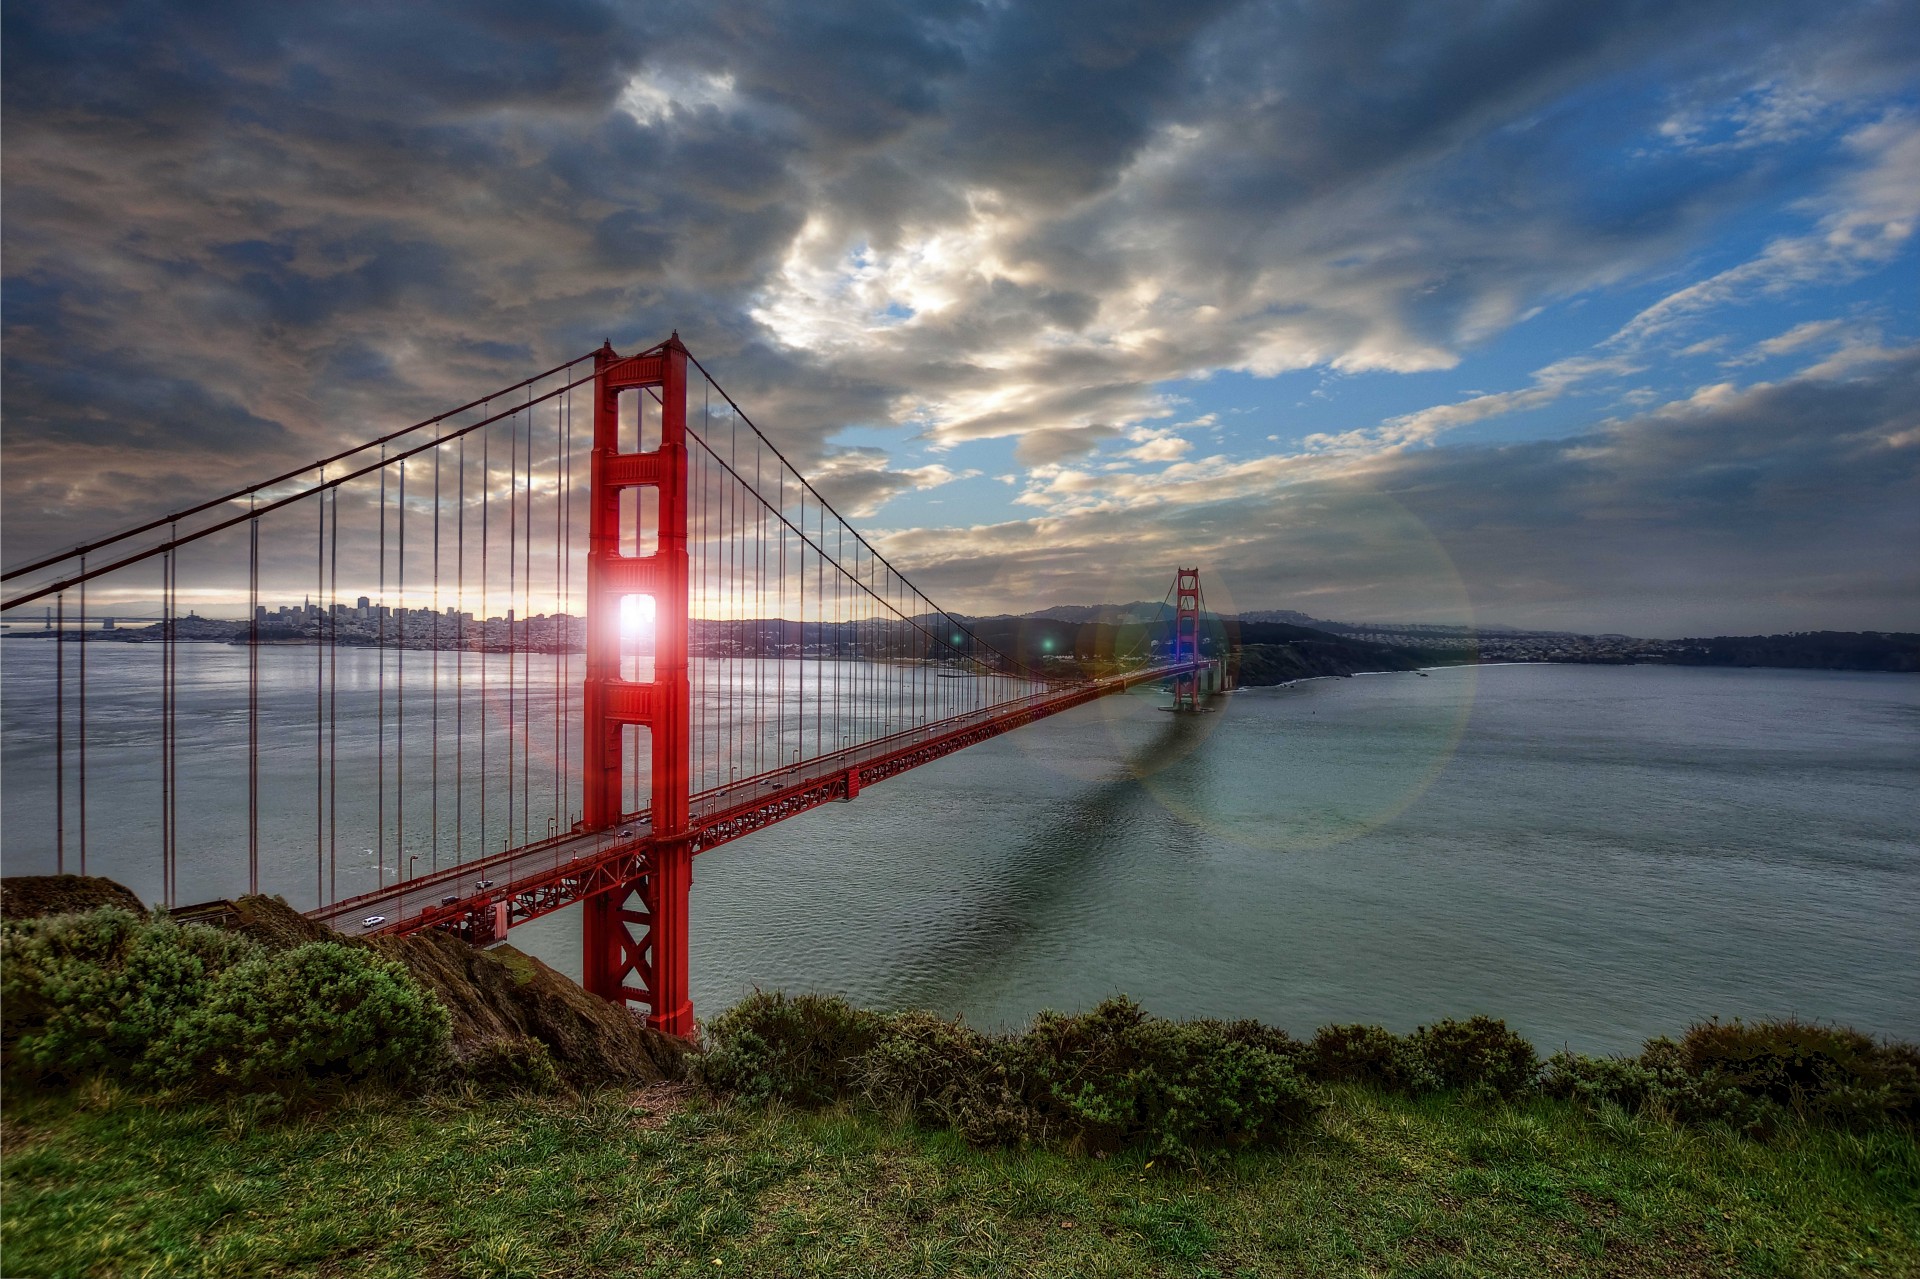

[630,1080,699,1130]
[0,875,145,920]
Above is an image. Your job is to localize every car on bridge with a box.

[361,915,386,929]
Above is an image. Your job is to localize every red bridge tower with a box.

[581,337,694,1036]
[1172,567,1203,712]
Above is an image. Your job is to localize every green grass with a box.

[3,1083,1915,1278]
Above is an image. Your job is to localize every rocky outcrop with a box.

[368,925,689,1087]
[0,875,146,920]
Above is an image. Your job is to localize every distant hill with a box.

[971,602,1920,677]
[1232,609,1321,626]
[1656,632,1920,673]
[1014,601,1173,625]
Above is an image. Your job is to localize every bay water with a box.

[4,644,1914,1055]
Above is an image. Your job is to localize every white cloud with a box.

[1613,113,1920,345]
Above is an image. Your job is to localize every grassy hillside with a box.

[5,888,1915,1275]
[4,1081,1914,1278]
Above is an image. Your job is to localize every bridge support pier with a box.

[581,842,692,1034]
[581,336,695,1037]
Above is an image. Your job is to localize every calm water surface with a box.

[527,661,1920,1054]
[4,646,1914,1054]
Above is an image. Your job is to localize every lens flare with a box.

[621,594,656,640]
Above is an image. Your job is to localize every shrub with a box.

[997,999,1311,1156]
[1307,1024,1415,1089]
[1672,1018,1916,1130]
[1880,1043,1920,1127]
[1406,1016,1539,1099]
[461,1035,563,1095]
[153,943,452,1093]
[697,991,884,1105]
[703,994,1314,1156]
[1541,1050,1664,1113]
[854,1010,1033,1146]
[3,910,447,1097]
[2,910,261,1083]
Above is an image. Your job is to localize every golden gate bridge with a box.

[0,336,1219,1036]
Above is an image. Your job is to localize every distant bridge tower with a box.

[581,336,694,1037]
[1172,566,1203,712]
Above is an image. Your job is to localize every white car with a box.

[361,915,387,929]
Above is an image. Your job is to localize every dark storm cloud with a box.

[2,0,1913,627]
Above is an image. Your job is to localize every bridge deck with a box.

[310,660,1211,940]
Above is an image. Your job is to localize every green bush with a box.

[1675,1018,1915,1130]
[2,908,449,1097]
[697,991,884,1105]
[461,1035,563,1095]
[703,994,1313,1156]
[153,943,450,1093]
[1543,1024,1919,1138]
[1011,999,1312,1155]
[1,910,260,1083]
[1406,1016,1539,1099]
[1307,1024,1415,1089]
[854,1010,1033,1146]
[1541,1050,1664,1113]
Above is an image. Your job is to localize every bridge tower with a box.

[1172,567,1202,712]
[580,336,695,1036]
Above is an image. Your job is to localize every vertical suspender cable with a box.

[562,382,572,827]
[248,498,260,895]
[507,406,516,847]
[457,434,465,863]
[755,431,765,776]
[553,391,563,834]
[522,399,532,842]
[479,422,488,857]
[398,458,407,879]
[78,557,87,875]
[161,550,171,900]
[316,470,325,907]
[55,593,65,873]
[377,447,387,889]
[432,436,441,870]
[329,486,339,904]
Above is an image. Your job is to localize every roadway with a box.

[310,659,1210,937]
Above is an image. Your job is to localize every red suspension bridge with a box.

[0,337,1221,1036]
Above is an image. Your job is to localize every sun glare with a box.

[621,594,656,639]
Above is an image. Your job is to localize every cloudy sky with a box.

[4,0,1916,635]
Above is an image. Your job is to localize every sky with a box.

[3,0,1916,637]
